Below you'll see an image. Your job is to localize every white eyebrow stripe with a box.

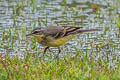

[34,29,41,31]
[31,29,41,34]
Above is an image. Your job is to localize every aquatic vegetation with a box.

[115,17,120,30]
[0,0,120,79]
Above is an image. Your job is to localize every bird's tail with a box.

[61,26,101,37]
[77,29,101,33]
[66,28,101,35]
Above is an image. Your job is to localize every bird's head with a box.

[26,27,44,37]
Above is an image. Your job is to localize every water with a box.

[0,0,120,65]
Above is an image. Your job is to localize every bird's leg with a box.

[48,48,55,56]
[56,47,61,58]
[48,48,52,53]
[43,46,49,56]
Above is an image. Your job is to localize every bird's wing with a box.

[43,26,64,38]
[62,26,83,36]
[44,26,83,39]
[43,26,99,39]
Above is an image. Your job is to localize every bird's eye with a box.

[32,30,40,34]
[33,31,39,34]
[31,27,42,35]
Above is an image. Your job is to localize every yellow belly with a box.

[34,35,74,47]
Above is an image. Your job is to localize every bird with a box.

[26,25,99,56]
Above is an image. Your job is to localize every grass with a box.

[0,0,120,80]
[0,51,120,80]
[1,26,119,79]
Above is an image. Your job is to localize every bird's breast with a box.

[34,34,74,47]
[46,35,74,47]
